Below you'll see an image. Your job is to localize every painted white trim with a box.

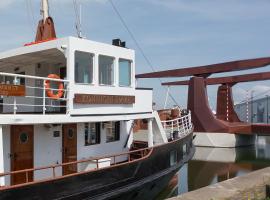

[153,111,168,143]
[148,119,154,147]
[0,113,154,125]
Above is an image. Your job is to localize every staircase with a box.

[129,141,148,161]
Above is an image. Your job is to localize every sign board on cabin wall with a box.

[0,84,25,96]
[74,94,135,104]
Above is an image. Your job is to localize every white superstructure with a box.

[0,36,171,186]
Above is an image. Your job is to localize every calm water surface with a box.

[157,136,270,199]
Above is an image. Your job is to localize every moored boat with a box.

[0,1,195,199]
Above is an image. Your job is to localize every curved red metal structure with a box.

[187,77,227,132]
[136,58,270,134]
[162,71,270,123]
[216,84,241,122]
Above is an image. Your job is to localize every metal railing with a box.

[0,147,152,189]
[0,72,69,115]
[161,111,193,139]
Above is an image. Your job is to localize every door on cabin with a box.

[62,124,77,175]
[11,125,34,185]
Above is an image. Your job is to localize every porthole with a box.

[68,129,74,139]
[19,133,28,144]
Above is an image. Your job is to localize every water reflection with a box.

[158,136,270,199]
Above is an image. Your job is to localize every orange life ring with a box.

[45,74,64,100]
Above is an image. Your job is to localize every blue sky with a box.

[1,0,270,110]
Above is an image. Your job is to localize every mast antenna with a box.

[73,0,83,38]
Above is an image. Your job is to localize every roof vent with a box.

[112,39,126,48]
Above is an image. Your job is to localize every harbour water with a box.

[157,136,270,199]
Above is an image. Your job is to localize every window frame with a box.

[74,50,95,85]
[84,122,101,146]
[118,58,132,87]
[170,150,178,166]
[98,55,116,86]
[105,121,120,143]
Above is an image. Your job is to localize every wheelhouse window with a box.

[75,51,94,84]
[85,123,100,145]
[119,59,132,87]
[99,55,114,85]
[105,121,120,143]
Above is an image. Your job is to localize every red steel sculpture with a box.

[136,57,270,134]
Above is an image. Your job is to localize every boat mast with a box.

[34,0,56,42]
[41,0,49,23]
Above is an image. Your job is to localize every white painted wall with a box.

[77,120,131,170]
[1,120,132,185]
[33,125,62,181]
[71,89,153,115]
[1,125,63,185]
[67,37,153,115]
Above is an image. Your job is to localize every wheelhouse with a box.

[0,37,152,119]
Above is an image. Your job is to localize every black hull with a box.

[0,132,194,200]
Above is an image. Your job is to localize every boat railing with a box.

[0,146,152,189]
[161,111,193,139]
[0,72,69,115]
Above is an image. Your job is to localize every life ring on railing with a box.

[45,74,64,100]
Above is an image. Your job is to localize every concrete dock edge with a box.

[168,167,270,200]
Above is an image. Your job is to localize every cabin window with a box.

[119,59,132,87]
[105,121,120,143]
[75,51,94,84]
[183,144,187,155]
[16,72,25,85]
[85,123,101,145]
[170,150,177,166]
[99,55,114,85]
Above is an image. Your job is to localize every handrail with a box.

[0,72,69,82]
[161,111,193,139]
[0,146,152,188]
[0,72,69,114]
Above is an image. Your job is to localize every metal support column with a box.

[148,119,154,147]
